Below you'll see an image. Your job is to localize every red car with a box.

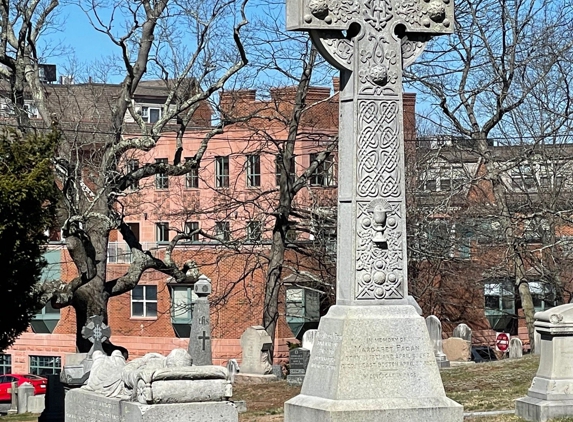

[0,374,47,401]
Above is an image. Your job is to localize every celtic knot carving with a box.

[323,37,354,66]
[328,0,360,23]
[356,201,404,300]
[363,0,394,31]
[357,100,401,198]
[395,0,423,24]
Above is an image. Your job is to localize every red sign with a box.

[496,332,510,352]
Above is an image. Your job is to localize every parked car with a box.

[471,346,499,362]
[0,374,47,401]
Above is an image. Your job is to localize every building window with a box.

[156,222,170,243]
[286,287,321,336]
[0,355,11,375]
[184,221,200,242]
[246,155,261,187]
[126,159,139,189]
[421,164,465,192]
[215,221,230,241]
[309,153,335,187]
[484,280,516,332]
[215,156,230,188]
[29,355,61,376]
[185,161,199,189]
[246,220,262,243]
[529,282,558,312]
[141,106,162,124]
[155,158,169,189]
[170,286,198,338]
[276,154,295,186]
[131,285,158,318]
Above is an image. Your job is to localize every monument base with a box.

[65,388,238,422]
[515,396,573,422]
[284,305,463,422]
[234,374,277,384]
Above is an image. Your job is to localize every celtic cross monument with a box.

[284,0,463,419]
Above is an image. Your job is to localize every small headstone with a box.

[239,326,273,376]
[426,315,450,368]
[8,381,17,414]
[443,337,471,362]
[82,315,111,357]
[302,330,318,353]
[272,365,284,379]
[226,359,239,383]
[17,382,34,414]
[39,374,65,422]
[188,275,213,366]
[453,323,472,343]
[287,348,310,386]
[534,330,541,355]
[509,337,523,359]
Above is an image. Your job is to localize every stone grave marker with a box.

[39,374,65,422]
[17,382,34,414]
[236,326,276,382]
[516,304,573,420]
[443,337,471,362]
[7,381,17,414]
[302,330,318,353]
[534,329,541,355]
[426,315,450,368]
[226,359,239,384]
[453,323,472,343]
[188,274,213,366]
[287,348,310,386]
[283,0,462,417]
[509,337,523,359]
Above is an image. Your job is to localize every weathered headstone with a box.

[509,337,523,359]
[302,329,318,353]
[39,374,65,422]
[287,348,310,386]
[453,323,472,344]
[284,0,462,419]
[17,382,35,414]
[8,381,17,414]
[443,337,471,362]
[516,304,573,420]
[534,329,541,355]
[426,315,450,368]
[236,326,276,383]
[188,274,213,366]
[226,359,239,384]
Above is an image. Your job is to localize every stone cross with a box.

[81,315,111,357]
[287,0,453,304]
[188,274,213,365]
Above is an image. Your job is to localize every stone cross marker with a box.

[81,315,111,357]
[285,0,461,419]
[188,274,213,365]
[288,0,453,305]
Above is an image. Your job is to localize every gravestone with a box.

[509,337,523,359]
[284,0,461,417]
[226,359,239,384]
[8,381,17,414]
[534,330,541,355]
[426,315,450,368]
[17,382,34,414]
[516,304,573,420]
[61,316,111,389]
[443,337,471,362]
[453,323,472,343]
[39,374,65,422]
[302,329,318,352]
[188,274,213,366]
[287,348,311,386]
[236,326,276,383]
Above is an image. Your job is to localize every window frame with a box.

[185,160,199,189]
[184,221,200,242]
[215,156,230,188]
[29,355,61,376]
[155,222,170,243]
[246,154,261,187]
[126,159,140,190]
[131,285,158,318]
[155,158,169,189]
[309,153,335,187]
[246,220,262,243]
[215,221,231,242]
[0,354,11,375]
[141,106,162,124]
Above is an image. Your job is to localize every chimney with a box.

[332,77,340,93]
[219,89,257,116]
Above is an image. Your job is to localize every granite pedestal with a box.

[284,305,463,421]
[516,304,573,421]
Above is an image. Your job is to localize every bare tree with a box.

[405,0,573,350]
[0,0,249,353]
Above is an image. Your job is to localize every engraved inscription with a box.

[65,394,120,422]
[309,332,342,370]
